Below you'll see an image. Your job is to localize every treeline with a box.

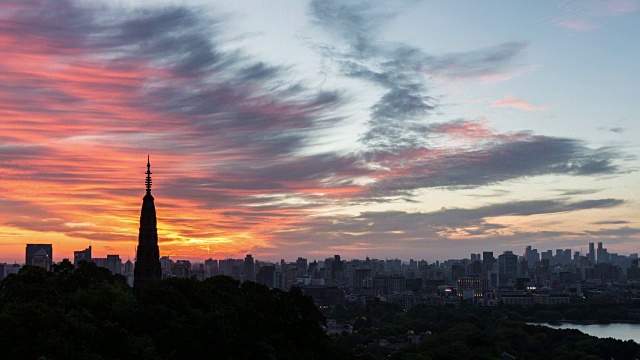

[0,261,345,359]
[327,301,640,359]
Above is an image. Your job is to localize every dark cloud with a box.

[585,227,640,237]
[309,0,526,150]
[0,144,52,159]
[556,188,602,196]
[364,132,621,195]
[273,197,624,242]
[592,220,630,225]
[423,42,527,79]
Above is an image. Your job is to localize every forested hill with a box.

[0,261,345,359]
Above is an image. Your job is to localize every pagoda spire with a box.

[145,155,152,194]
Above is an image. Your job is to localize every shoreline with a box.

[528,322,640,344]
[528,319,640,326]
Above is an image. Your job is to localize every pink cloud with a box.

[491,96,546,111]
[550,0,639,31]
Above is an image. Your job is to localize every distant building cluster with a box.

[127,242,639,310]
[4,241,640,310]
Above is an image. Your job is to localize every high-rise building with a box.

[25,244,53,269]
[331,255,343,281]
[173,260,191,278]
[458,276,488,299]
[498,251,518,285]
[256,264,275,287]
[451,264,465,282]
[73,246,92,267]
[296,257,308,275]
[93,254,122,275]
[244,254,255,282]
[204,258,218,277]
[124,259,134,275]
[597,242,610,264]
[588,242,595,264]
[134,157,162,289]
[525,246,539,268]
[352,268,372,289]
[555,249,563,264]
[482,251,495,278]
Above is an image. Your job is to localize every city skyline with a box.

[0,1,639,263]
[14,239,637,267]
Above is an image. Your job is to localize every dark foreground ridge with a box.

[0,261,340,359]
[1,262,639,359]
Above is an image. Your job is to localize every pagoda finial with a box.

[145,155,152,194]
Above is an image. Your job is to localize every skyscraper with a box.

[482,251,495,278]
[73,246,92,267]
[498,251,518,285]
[244,254,255,282]
[25,244,52,268]
[134,157,161,289]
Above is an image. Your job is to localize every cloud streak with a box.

[492,96,546,111]
[549,0,639,31]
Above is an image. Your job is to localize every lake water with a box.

[533,323,640,344]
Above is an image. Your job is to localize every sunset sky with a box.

[0,0,638,263]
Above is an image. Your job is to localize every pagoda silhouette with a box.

[134,156,162,289]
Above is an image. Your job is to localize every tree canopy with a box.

[0,261,342,359]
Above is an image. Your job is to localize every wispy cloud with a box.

[309,0,527,151]
[549,0,639,31]
[491,96,546,111]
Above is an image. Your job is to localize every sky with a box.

[0,0,638,263]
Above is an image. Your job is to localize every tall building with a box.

[331,255,343,281]
[25,244,52,268]
[498,251,518,285]
[173,260,191,278]
[296,257,308,275]
[244,254,255,282]
[134,157,162,289]
[525,246,539,268]
[482,251,495,278]
[256,264,275,287]
[458,276,488,299]
[94,255,122,275]
[588,242,595,264]
[204,258,218,277]
[597,242,609,264]
[124,259,134,275]
[352,268,372,289]
[73,246,92,267]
